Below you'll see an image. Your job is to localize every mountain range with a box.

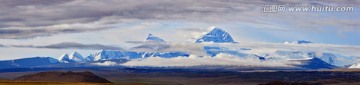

[0,27,350,70]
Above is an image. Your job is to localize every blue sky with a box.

[0,0,359,60]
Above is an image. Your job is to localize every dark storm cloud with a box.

[0,0,73,8]
[0,27,108,39]
[12,42,124,50]
[0,0,359,39]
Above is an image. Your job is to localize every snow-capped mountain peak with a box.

[58,52,84,63]
[69,52,84,62]
[58,53,70,62]
[145,34,165,42]
[195,27,235,43]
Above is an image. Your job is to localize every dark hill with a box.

[14,71,111,83]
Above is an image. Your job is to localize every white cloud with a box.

[122,54,296,67]
[91,61,118,66]
[0,0,358,39]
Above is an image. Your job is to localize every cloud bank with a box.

[0,0,358,39]
[121,54,297,67]
[12,42,124,50]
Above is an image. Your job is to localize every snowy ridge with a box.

[89,50,189,61]
[58,52,84,63]
[92,50,131,61]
